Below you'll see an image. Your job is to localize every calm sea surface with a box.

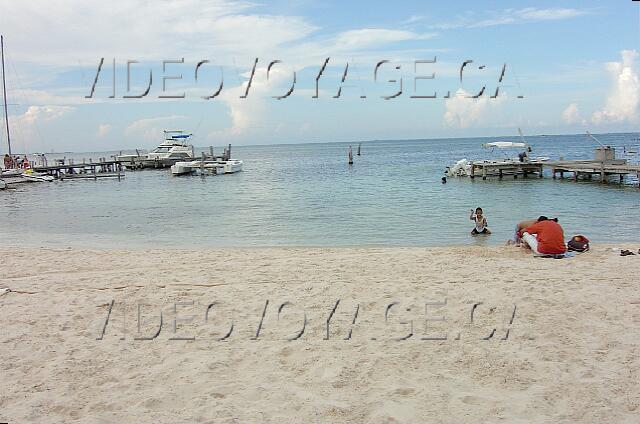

[2,133,639,248]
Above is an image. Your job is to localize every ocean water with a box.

[1,133,639,248]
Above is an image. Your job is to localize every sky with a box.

[0,0,639,152]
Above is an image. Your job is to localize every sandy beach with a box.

[0,245,639,423]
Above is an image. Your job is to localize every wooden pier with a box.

[465,159,640,187]
[546,160,640,185]
[469,161,544,180]
[33,158,124,180]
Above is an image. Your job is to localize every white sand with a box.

[1,245,639,423]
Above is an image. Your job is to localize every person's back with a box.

[524,220,566,254]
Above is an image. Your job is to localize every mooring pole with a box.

[348,146,353,165]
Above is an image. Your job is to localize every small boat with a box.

[446,128,547,177]
[171,159,243,176]
[0,178,6,190]
[21,169,54,182]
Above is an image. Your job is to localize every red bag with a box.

[567,235,589,252]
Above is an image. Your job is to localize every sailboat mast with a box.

[1,35,12,157]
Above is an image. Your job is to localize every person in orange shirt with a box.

[522,216,567,255]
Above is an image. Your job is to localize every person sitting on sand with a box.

[470,207,491,235]
[3,153,12,169]
[506,219,537,246]
[521,216,566,255]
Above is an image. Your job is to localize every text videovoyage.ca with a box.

[95,298,519,342]
[85,56,524,101]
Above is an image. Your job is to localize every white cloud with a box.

[331,29,436,51]
[562,103,585,125]
[401,15,425,25]
[208,65,294,139]
[8,106,74,152]
[124,115,189,141]
[591,50,640,124]
[16,105,74,124]
[0,0,318,66]
[97,124,112,137]
[443,89,506,128]
[435,7,589,29]
[516,7,586,21]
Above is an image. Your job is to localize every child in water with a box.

[470,207,491,235]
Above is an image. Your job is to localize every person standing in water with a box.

[470,207,491,235]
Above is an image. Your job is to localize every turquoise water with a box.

[1,133,639,247]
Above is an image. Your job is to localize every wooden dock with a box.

[33,158,124,180]
[545,160,640,185]
[465,159,640,187]
[469,161,544,180]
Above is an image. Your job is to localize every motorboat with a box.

[146,130,195,161]
[21,169,54,182]
[171,159,243,176]
[446,128,548,177]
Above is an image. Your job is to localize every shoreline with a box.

[6,240,640,253]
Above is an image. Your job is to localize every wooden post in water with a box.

[357,143,361,156]
[348,146,353,165]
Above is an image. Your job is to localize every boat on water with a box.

[171,159,243,176]
[117,130,195,164]
[446,129,549,177]
[147,131,195,160]
[21,169,54,182]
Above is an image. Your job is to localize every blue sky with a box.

[0,0,638,152]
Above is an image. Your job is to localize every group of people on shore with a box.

[3,154,30,170]
[470,207,569,256]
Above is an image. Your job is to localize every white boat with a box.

[446,128,548,177]
[116,149,147,163]
[21,169,54,182]
[146,130,195,161]
[482,141,527,149]
[171,159,243,176]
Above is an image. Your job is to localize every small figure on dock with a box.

[470,207,491,235]
[348,146,353,165]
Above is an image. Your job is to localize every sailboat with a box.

[1,35,53,184]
